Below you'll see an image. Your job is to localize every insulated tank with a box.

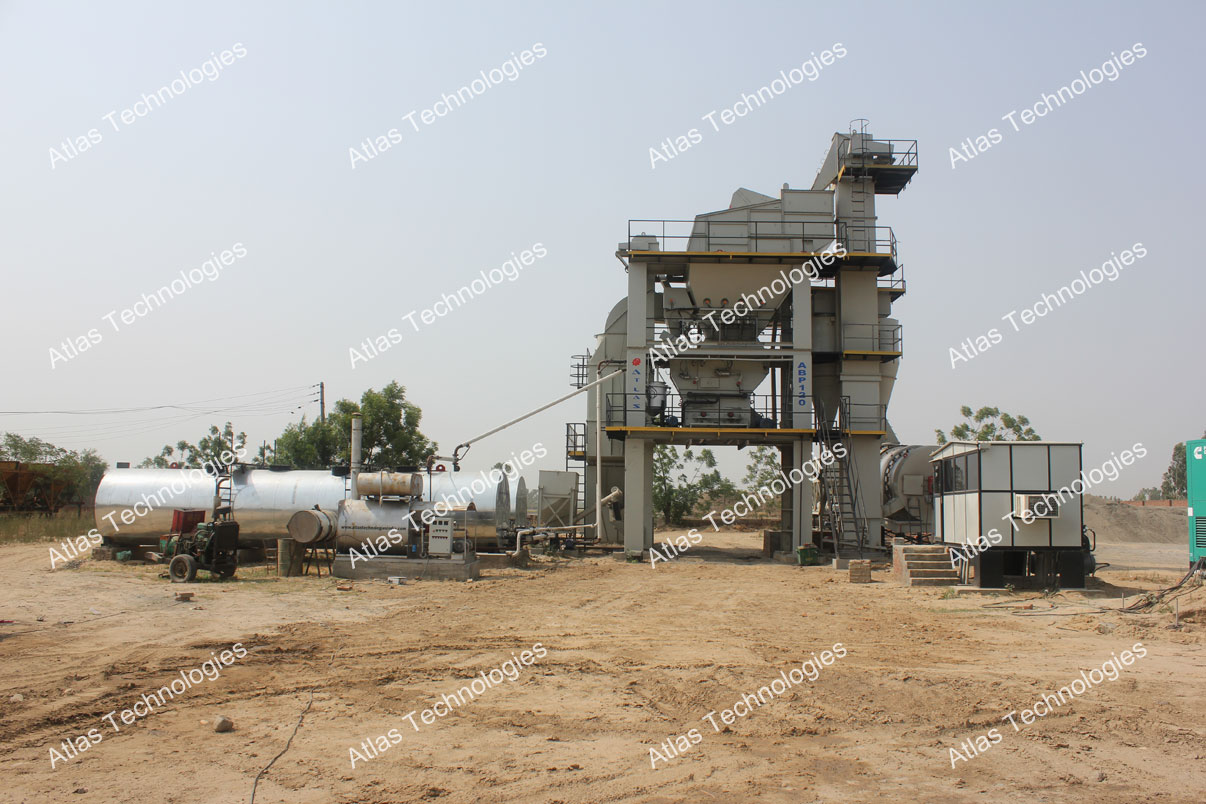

[513,477,528,528]
[94,467,348,546]
[95,466,512,547]
[335,499,413,553]
[425,470,508,542]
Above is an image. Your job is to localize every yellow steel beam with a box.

[605,426,816,436]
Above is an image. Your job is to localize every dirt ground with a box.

[1084,495,1189,546]
[0,529,1203,804]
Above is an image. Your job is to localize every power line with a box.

[0,383,322,451]
[0,383,320,416]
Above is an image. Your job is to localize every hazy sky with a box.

[2,0,1201,496]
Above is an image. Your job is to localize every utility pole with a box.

[319,382,326,423]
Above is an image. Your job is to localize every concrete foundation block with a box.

[475,549,530,570]
[848,559,873,583]
[332,554,480,581]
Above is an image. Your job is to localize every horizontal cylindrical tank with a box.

[228,470,349,539]
[95,468,348,546]
[288,508,337,545]
[335,499,412,553]
[356,472,423,498]
[426,471,508,542]
[95,466,512,547]
[95,469,221,543]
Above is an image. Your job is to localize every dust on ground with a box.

[0,527,1202,804]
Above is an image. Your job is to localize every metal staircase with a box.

[815,398,868,557]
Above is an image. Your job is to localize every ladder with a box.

[815,398,868,557]
[564,423,587,512]
[214,471,235,517]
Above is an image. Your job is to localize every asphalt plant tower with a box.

[572,122,918,558]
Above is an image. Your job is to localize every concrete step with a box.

[900,545,949,553]
[908,577,959,587]
[907,568,960,579]
[905,559,955,569]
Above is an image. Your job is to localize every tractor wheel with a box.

[216,564,237,579]
[169,555,198,583]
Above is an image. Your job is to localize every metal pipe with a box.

[510,523,597,556]
[599,486,623,507]
[452,370,623,462]
[350,413,363,500]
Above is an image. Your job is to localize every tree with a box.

[271,417,340,470]
[326,382,435,469]
[135,383,434,472]
[140,422,247,469]
[1157,433,1205,499]
[652,445,724,525]
[742,446,783,513]
[1132,487,1161,502]
[0,433,108,506]
[935,406,1040,444]
[701,475,741,514]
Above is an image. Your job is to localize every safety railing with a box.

[604,392,796,428]
[842,322,902,353]
[565,422,587,458]
[627,219,838,254]
[878,265,906,294]
[837,222,897,258]
[845,402,887,432]
[649,321,787,352]
[603,390,883,433]
[808,263,906,296]
[814,397,887,434]
[840,137,918,168]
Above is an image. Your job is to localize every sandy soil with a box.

[1084,495,1188,545]
[0,530,1203,804]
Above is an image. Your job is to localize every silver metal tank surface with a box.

[513,477,528,528]
[96,466,512,547]
[356,471,423,498]
[335,499,412,553]
[94,468,349,545]
[425,470,505,541]
[287,508,337,545]
[229,470,348,539]
[94,469,218,542]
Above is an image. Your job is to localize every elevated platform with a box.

[626,249,898,276]
[836,163,918,195]
[605,426,814,446]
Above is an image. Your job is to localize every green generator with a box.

[1188,439,1206,566]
